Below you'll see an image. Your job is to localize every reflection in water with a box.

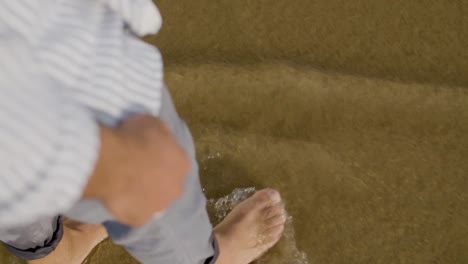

[207,188,309,264]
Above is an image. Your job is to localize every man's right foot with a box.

[213,189,287,264]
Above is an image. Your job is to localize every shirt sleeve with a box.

[100,0,162,36]
[0,35,100,228]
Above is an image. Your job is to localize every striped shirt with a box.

[0,0,164,228]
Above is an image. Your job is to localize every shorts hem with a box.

[2,216,64,261]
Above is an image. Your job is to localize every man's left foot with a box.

[28,219,108,264]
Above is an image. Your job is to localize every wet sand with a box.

[166,64,468,263]
[2,0,468,263]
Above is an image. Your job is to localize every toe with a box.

[265,212,287,227]
[262,223,285,245]
[264,189,282,204]
[271,224,285,240]
[262,201,285,219]
[268,223,285,237]
[253,189,282,209]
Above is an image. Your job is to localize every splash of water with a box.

[207,188,310,264]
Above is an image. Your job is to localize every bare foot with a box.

[214,189,287,264]
[28,219,108,264]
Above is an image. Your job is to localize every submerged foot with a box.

[214,189,287,264]
[28,219,108,264]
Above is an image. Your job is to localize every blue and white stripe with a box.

[0,0,164,227]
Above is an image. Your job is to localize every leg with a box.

[64,86,217,264]
[105,86,288,264]
[102,86,216,263]
[66,86,288,264]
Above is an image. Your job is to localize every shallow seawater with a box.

[207,187,309,264]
